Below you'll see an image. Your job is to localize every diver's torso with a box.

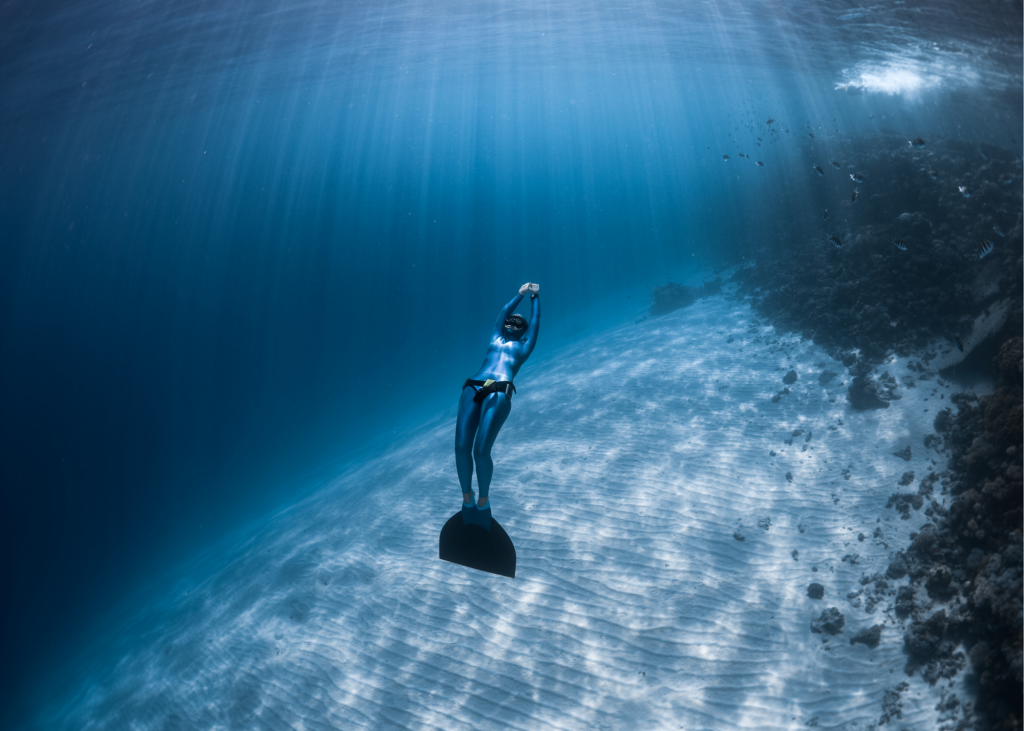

[471,335,526,382]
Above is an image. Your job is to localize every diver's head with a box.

[503,314,527,339]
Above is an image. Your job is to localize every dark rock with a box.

[842,353,858,367]
[818,370,837,385]
[880,682,909,724]
[785,471,793,482]
[850,624,883,648]
[848,376,891,410]
[909,524,938,556]
[849,361,873,378]
[732,531,745,542]
[924,565,954,598]
[886,493,923,519]
[783,370,799,384]
[895,586,915,617]
[893,446,912,461]
[807,582,825,599]
[885,552,909,579]
[933,408,953,433]
[904,610,947,658]
[898,471,915,486]
[811,607,845,635]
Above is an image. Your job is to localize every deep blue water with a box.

[0,0,1020,726]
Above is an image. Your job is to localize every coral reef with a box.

[735,137,1022,364]
[899,337,1023,730]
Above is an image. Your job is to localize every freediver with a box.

[455,282,540,530]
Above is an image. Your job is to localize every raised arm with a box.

[492,293,525,338]
[521,293,540,355]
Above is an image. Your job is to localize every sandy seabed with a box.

[48,294,965,731]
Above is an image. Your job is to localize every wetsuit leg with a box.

[472,391,512,504]
[454,387,482,497]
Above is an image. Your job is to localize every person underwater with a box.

[455,282,540,530]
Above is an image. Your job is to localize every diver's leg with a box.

[472,393,512,508]
[454,387,482,503]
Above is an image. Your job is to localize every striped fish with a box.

[827,234,843,248]
[953,337,964,353]
[959,185,970,198]
[993,226,1005,237]
[851,190,858,202]
[850,173,864,182]
[928,170,937,180]
[756,161,764,167]
[909,138,925,147]
[814,166,824,176]
[723,155,730,161]
[978,240,994,259]
[830,161,841,169]
[893,239,907,251]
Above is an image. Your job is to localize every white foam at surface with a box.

[47,296,961,731]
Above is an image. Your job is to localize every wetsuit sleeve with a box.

[521,294,540,355]
[492,293,525,337]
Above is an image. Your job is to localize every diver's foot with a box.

[462,501,492,531]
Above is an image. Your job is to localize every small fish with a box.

[808,132,815,138]
[723,155,730,161]
[958,185,970,198]
[757,137,762,141]
[999,172,1014,185]
[953,337,964,353]
[827,234,842,248]
[893,239,907,251]
[978,240,994,259]
[993,225,1005,237]
[766,118,775,125]
[850,173,864,182]
[928,169,937,180]
[830,161,841,169]
[909,138,925,147]
[756,161,764,167]
[814,166,824,176]
[851,190,858,202]
[823,209,829,220]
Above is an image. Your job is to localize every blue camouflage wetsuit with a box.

[455,289,540,528]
